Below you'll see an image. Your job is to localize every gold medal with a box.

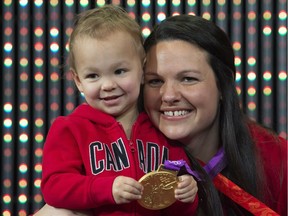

[138,165,178,210]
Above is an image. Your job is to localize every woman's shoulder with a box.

[247,120,287,148]
[247,121,287,215]
[247,120,287,170]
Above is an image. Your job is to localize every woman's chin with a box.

[160,126,186,141]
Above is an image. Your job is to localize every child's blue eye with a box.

[115,69,126,75]
[86,74,99,79]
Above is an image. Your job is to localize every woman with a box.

[34,14,287,216]
[143,14,287,215]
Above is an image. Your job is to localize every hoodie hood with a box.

[69,103,149,128]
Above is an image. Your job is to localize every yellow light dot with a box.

[236,86,242,95]
[3,194,11,203]
[247,57,256,66]
[247,11,256,20]
[248,87,256,96]
[263,86,272,95]
[202,12,211,20]
[34,178,42,187]
[263,71,272,80]
[248,102,256,110]
[3,211,11,216]
[19,179,28,188]
[34,193,43,203]
[4,134,12,142]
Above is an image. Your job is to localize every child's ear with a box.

[71,69,83,92]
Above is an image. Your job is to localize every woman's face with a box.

[144,40,221,150]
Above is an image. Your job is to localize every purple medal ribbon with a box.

[164,147,227,181]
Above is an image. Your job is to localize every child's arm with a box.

[41,117,116,209]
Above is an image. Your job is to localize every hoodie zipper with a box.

[118,120,139,214]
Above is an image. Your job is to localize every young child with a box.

[40,5,198,215]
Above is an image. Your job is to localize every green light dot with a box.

[142,13,151,22]
[34,0,43,7]
[19,134,29,143]
[19,164,28,173]
[66,0,75,6]
[19,118,28,128]
[142,0,151,7]
[278,26,287,36]
[4,58,13,67]
[4,103,13,112]
[142,28,151,38]
[4,134,13,142]
[127,0,135,7]
[278,71,287,81]
[4,119,13,128]
[3,194,12,204]
[263,72,272,81]
[278,11,287,20]
[96,0,105,7]
[263,26,272,36]
[18,194,27,204]
[157,0,166,6]
[4,43,13,52]
[19,0,28,7]
[50,28,59,37]
[247,72,257,81]
[247,87,256,96]
[50,0,58,7]
[263,87,272,96]
[187,0,196,6]
[235,72,241,82]
[172,0,180,6]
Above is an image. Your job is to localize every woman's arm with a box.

[32,204,93,216]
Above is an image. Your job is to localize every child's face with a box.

[72,31,143,119]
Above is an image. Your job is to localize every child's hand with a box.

[112,176,143,204]
[175,174,198,203]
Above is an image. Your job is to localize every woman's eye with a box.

[182,77,197,82]
[146,79,163,87]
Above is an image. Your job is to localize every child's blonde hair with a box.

[68,4,145,70]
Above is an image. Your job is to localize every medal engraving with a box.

[138,166,178,210]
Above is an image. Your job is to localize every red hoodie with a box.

[41,104,198,216]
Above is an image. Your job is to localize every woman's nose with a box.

[160,82,180,104]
